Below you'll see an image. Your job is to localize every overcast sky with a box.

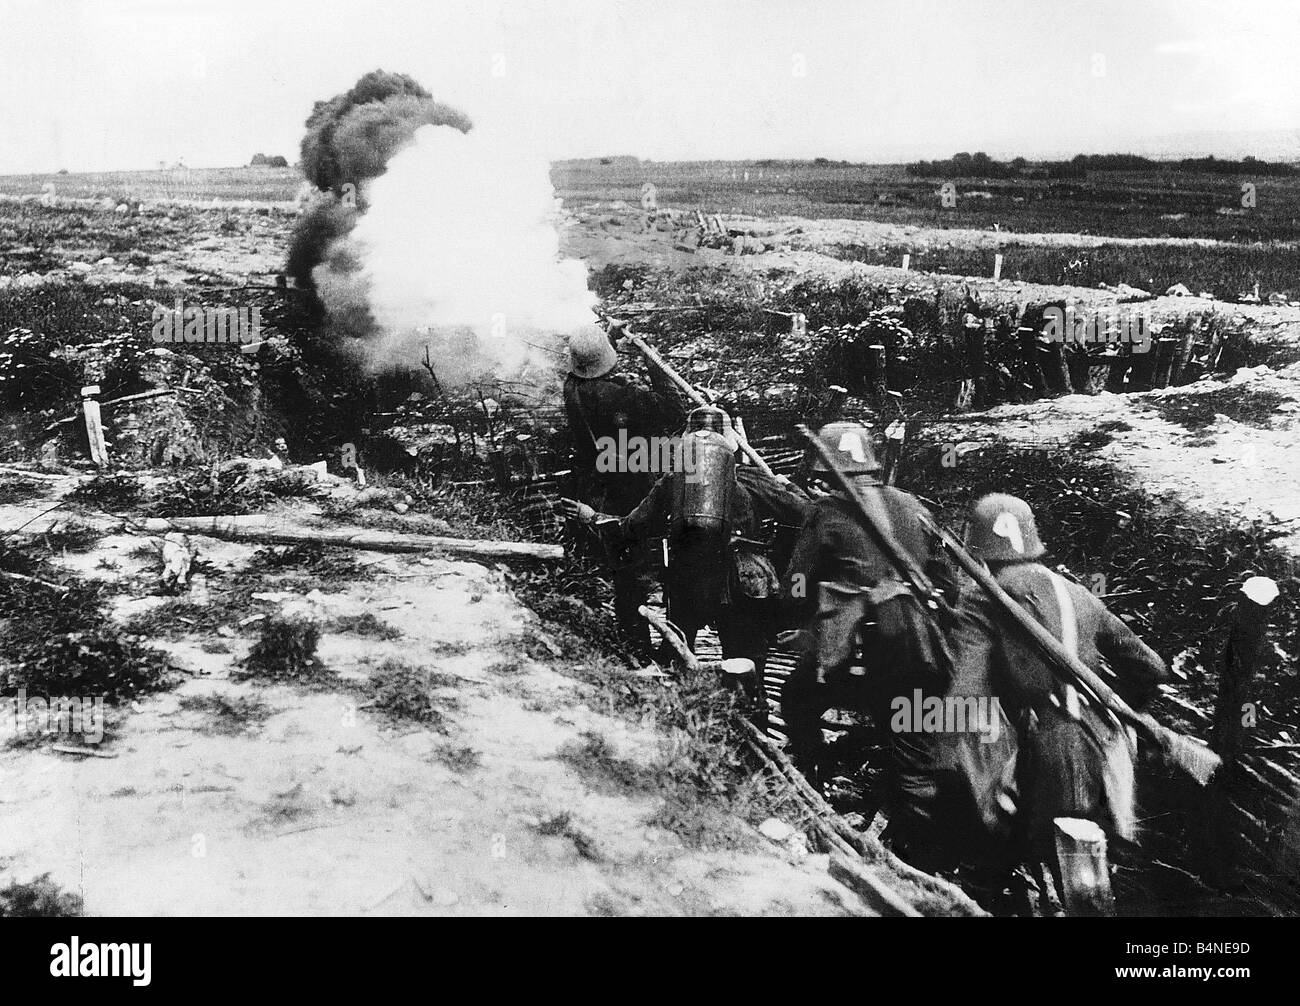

[1,0,1297,173]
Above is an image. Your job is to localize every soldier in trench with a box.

[560,405,809,702]
[561,322,687,661]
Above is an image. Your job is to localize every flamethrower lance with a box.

[915,512,1222,787]
[620,328,804,494]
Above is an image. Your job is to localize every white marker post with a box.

[993,254,1004,283]
[902,254,911,272]
[81,385,109,467]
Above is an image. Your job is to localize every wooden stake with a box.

[1052,817,1115,916]
[1212,577,1279,762]
[1047,342,1073,395]
[1019,327,1049,399]
[965,323,989,408]
[992,254,1004,282]
[1171,325,1198,385]
[1152,337,1179,388]
[867,344,888,404]
[80,385,109,467]
[901,253,910,271]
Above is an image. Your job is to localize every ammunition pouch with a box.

[730,546,780,602]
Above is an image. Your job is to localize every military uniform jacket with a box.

[563,368,686,515]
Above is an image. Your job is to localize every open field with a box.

[0,167,302,206]
[2,155,1299,917]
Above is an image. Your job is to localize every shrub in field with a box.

[0,874,82,917]
[369,658,457,728]
[69,474,142,509]
[4,629,171,702]
[237,615,326,682]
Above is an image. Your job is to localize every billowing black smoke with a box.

[287,70,471,291]
[299,71,472,193]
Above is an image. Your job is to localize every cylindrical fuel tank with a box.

[677,429,735,532]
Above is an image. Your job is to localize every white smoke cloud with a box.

[318,123,597,389]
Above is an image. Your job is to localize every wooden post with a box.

[1047,342,1073,395]
[992,253,1004,282]
[965,322,989,408]
[1129,340,1159,391]
[80,385,109,467]
[1052,817,1115,916]
[823,385,849,423]
[1199,577,1278,888]
[1019,327,1049,399]
[1211,577,1279,762]
[1202,315,1224,375]
[485,446,511,490]
[867,344,888,405]
[1170,325,1198,386]
[1151,337,1179,388]
[901,253,910,271]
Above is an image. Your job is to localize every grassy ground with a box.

[553,160,1300,241]
[0,167,301,204]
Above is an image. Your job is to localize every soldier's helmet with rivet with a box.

[811,422,880,475]
[566,325,618,379]
[966,493,1046,562]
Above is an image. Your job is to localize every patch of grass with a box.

[556,730,654,794]
[486,657,525,676]
[68,474,142,509]
[0,874,83,917]
[3,628,171,702]
[152,467,275,518]
[433,743,481,773]
[1143,385,1289,431]
[533,811,603,861]
[35,520,103,553]
[426,640,474,658]
[178,692,272,735]
[248,543,370,581]
[369,658,458,729]
[0,478,44,505]
[1071,428,1115,450]
[328,612,401,640]
[235,615,328,683]
[585,891,623,916]
[121,598,225,639]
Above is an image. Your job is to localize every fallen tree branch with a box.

[0,569,70,593]
[39,387,202,436]
[137,516,563,563]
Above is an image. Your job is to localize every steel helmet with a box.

[811,422,880,475]
[566,326,618,380]
[966,493,1046,562]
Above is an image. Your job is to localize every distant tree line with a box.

[249,153,290,168]
[907,151,1295,178]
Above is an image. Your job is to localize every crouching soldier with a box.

[957,494,1169,893]
[561,405,808,694]
[779,422,956,847]
[562,323,687,661]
